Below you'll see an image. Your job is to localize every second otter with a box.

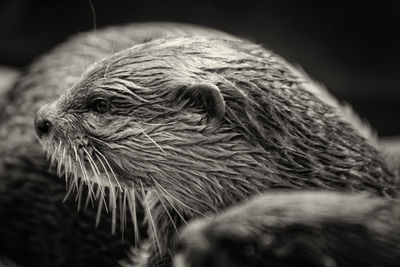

[35,35,399,266]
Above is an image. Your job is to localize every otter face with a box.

[34,37,268,216]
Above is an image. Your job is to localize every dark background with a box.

[0,0,399,136]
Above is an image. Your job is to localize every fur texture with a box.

[35,35,399,266]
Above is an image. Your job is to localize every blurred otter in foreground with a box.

[32,23,400,266]
[176,191,400,267]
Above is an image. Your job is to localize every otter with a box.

[34,33,399,266]
[175,191,400,267]
[0,23,232,267]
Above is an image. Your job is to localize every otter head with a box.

[34,36,394,219]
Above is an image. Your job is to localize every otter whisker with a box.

[84,184,95,210]
[83,183,96,210]
[93,153,114,216]
[137,125,167,156]
[66,150,79,191]
[93,152,114,189]
[58,144,66,176]
[81,149,102,208]
[88,0,96,32]
[82,147,102,186]
[152,178,205,217]
[96,185,109,214]
[67,139,81,191]
[117,189,123,226]
[76,179,84,212]
[63,177,76,203]
[140,179,162,257]
[95,185,110,228]
[121,187,128,239]
[49,141,60,170]
[90,147,112,186]
[104,39,116,78]
[61,145,66,164]
[96,188,104,227]
[117,190,125,238]
[73,146,95,199]
[108,183,117,212]
[72,161,80,192]
[89,149,117,222]
[110,186,117,235]
[64,171,69,190]
[153,185,180,235]
[127,182,140,246]
[105,162,122,193]
[64,155,70,189]
[82,147,109,208]
[152,178,187,225]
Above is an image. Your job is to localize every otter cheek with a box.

[83,113,116,136]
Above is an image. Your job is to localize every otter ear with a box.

[178,83,225,125]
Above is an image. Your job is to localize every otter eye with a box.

[92,99,110,113]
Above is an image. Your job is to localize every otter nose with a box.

[34,106,53,137]
[34,117,52,137]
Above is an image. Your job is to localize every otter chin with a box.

[34,35,398,266]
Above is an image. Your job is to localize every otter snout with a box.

[34,104,53,137]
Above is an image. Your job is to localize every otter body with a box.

[33,29,399,266]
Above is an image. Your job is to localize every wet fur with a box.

[35,33,400,267]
